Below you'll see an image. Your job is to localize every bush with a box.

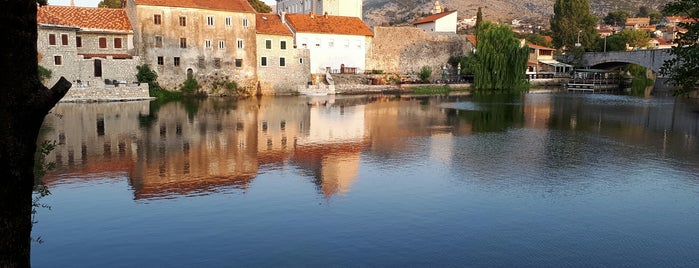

[38,65,52,83]
[418,66,432,82]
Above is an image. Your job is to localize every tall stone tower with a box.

[431,0,444,14]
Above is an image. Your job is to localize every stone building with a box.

[284,12,373,75]
[414,11,458,33]
[124,0,258,92]
[275,0,363,19]
[255,13,310,95]
[37,5,140,87]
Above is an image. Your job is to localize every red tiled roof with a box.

[285,13,373,36]
[134,0,255,13]
[414,11,456,25]
[527,43,555,50]
[465,35,477,46]
[38,5,132,31]
[256,13,292,36]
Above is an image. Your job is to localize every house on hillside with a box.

[124,0,258,91]
[284,12,373,76]
[526,43,571,78]
[37,5,140,87]
[255,13,310,95]
[659,16,694,28]
[414,11,457,33]
[275,0,362,19]
[625,17,650,30]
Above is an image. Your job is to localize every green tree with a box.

[649,11,663,25]
[637,6,650,17]
[472,22,530,92]
[603,10,630,26]
[515,32,553,47]
[550,0,599,50]
[619,29,651,49]
[418,66,432,82]
[475,7,483,32]
[594,34,627,51]
[660,0,699,95]
[97,0,122,8]
[248,0,272,13]
[1,1,71,266]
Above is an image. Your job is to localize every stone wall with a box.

[60,83,151,102]
[366,26,469,81]
[256,34,311,95]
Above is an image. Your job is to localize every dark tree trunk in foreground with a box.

[0,1,70,267]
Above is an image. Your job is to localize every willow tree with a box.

[473,22,529,92]
[550,0,598,50]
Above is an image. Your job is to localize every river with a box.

[32,93,699,267]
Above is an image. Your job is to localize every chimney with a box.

[324,12,328,18]
[70,0,75,6]
[309,11,314,18]
[280,12,286,24]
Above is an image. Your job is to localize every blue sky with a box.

[50,0,277,8]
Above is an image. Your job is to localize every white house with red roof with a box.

[414,11,457,33]
[125,0,258,91]
[37,5,147,96]
[283,12,373,76]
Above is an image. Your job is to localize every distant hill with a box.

[363,0,671,27]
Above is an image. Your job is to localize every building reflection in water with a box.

[39,94,699,200]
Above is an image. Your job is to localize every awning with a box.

[539,59,572,68]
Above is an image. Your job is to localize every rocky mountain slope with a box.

[363,0,671,26]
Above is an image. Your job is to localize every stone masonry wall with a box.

[256,34,311,95]
[60,83,151,102]
[367,26,469,81]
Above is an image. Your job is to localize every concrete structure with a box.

[366,26,468,81]
[284,13,373,75]
[255,13,311,95]
[125,0,258,92]
[571,49,674,73]
[414,11,457,33]
[275,0,363,19]
[526,43,571,77]
[37,6,141,88]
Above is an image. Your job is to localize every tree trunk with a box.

[0,1,71,266]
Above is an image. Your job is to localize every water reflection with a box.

[39,94,699,200]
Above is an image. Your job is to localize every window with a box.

[48,34,56,45]
[198,56,205,68]
[314,38,321,47]
[299,58,303,64]
[180,38,187,48]
[114,38,122,49]
[235,59,242,67]
[280,40,287,50]
[279,57,286,67]
[153,14,161,25]
[225,17,232,27]
[344,39,349,48]
[260,56,267,66]
[179,16,187,26]
[54,55,62,65]
[206,16,214,26]
[157,56,164,65]
[76,36,82,47]
[214,58,221,69]
[328,39,334,48]
[356,40,362,48]
[155,36,163,48]
[173,57,180,66]
[265,39,271,49]
[237,39,243,49]
[242,18,248,27]
[218,40,225,49]
[205,39,212,49]
[99,37,107,48]
[61,34,68,46]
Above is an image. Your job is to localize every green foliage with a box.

[637,6,650,17]
[594,34,627,51]
[180,76,201,95]
[136,64,176,99]
[411,85,468,95]
[38,65,52,83]
[448,54,478,75]
[472,22,530,92]
[212,79,245,96]
[97,0,122,8]
[649,11,663,25]
[248,0,272,13]
[475,7,483,32]
[418,66,432,82]
[33,140,56,179]
[619,29,651,49]
[515,33,553,47]
[661,0,699,95]
[550,0,599,50]
[604,10,630,26]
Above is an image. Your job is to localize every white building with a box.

[275,0,363,19]
[284,12,373,74]
[414,11,457,33]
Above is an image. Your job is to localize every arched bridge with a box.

[556,49,674,73]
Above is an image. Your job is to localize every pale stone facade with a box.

[415,11,458,33]
[275,0,363,18]
[125,1,258,92]
[366,26,468,81]
[256,33,311,94]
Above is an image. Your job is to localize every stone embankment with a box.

[60,83,152,102]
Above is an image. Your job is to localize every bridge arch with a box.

[580,49,673,73]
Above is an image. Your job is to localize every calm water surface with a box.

[33,93,699,267]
